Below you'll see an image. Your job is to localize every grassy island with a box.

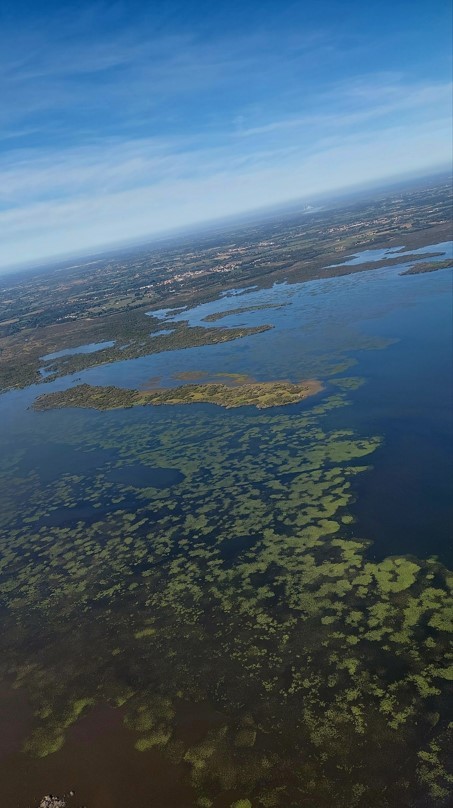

[201,303,285,322]
[33,377,324,412]
[400,259,453,276]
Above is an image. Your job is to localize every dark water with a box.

[106,464,185,489]
[0,243,452,808]
[324,265,453,564]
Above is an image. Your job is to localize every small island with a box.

[400,259,453,276]
[201,303,285,322]
[33,376,323,412]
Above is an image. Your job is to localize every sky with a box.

[0,0,452,271]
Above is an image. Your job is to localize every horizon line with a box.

[1,163,451,279]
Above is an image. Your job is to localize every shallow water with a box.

[39,341,117,378]
[0,243,452,808]
[326,240,452,267]
[149,327,176,337]
[41,340,116,361]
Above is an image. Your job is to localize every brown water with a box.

[0,687,201,808]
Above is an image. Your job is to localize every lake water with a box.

[326,240,451,267]
[39,341,116,377]
[0,243,451,808]
[149,328,176,337]
[41,340,116,361]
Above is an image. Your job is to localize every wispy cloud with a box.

[0,2,451,269]
[2,76,450,208]
[1,113,450,267]
[0,7,331,141]
[234,78,453,137]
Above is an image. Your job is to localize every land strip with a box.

[400,259,453,276]
[32,378,324,411]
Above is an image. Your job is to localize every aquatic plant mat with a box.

[1,386,452,807]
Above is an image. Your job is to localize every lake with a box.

[0,243,451,808]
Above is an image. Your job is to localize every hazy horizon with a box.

[1,165,450,278]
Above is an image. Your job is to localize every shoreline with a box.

[1,218,451,394]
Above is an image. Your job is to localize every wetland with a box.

[33,377,324,412]
[0,184,452,808]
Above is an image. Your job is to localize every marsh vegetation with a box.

[32,377,324,412]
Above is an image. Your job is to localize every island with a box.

[32,376,324,412]
[201,303,285,322]
[400,259,453,276]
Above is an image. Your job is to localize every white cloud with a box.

[2,76,450,208]
[1,113,450,269]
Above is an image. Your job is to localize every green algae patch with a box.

[23,727,65,758]
[432,666,453,680]
[134,627,156,639]
[331,377,365,391]
[135,727,172,750]
[372,557,421,593]
[234,727,256,748]
[32,378,324,412]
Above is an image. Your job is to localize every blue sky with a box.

[1,0,452,270]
